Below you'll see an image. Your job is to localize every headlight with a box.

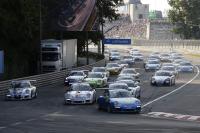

[98,80,102,83]
[65,93,71,98]
[135,100,141,105]
[86,93,91,98]
[165,78,170,83]
[114,101,119,107]
[25,90,30,94]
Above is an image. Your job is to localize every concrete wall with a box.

[146,20,180,40]
[129,4,149,22]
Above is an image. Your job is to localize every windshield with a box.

[161,54,169,57]
[69,72,84,76]
[180,62,192,66]
[119,61,128,64]
[132,54,142,56]
[163,63,173,66]
[155,72,172,76]
[93,68,106,72]
[110,90,131,98]
[88,73,102,78]
[111,53,120,56]
[123,56,132,59]
[42,53,60,61]
[107,64,119,67]
[12,82,30,88]
[161,67,175,71]
[117,77,135,81]
[71,84,92,91]
[122,69,136,74]
[118,82,136,87]
[148,61,159,64]
[109,84,129,90]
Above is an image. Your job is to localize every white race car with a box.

[109,52,121,61]
[145,60,161,71]
[5,80,37,100]
[64,83,96,104]
[160,66,178,76]
[160,53,172,62]
[177,62,194,73]
[92,67,110,78]
[151,71,175,86]
[116,80,141,99]
[119,68,140,78]
[131,53,144,61]
[64,71,87,86]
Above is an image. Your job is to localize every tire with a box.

[135,110,141,114]
[34,91,37,98]
[30,92,33,99]
[107,105,113,113]
[97,104,102,110]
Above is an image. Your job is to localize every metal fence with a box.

[134,40,200,51]
[0,59,106,96]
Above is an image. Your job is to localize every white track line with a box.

[0,126,7,130]
[10,122,23,126]
[142,66,200,108]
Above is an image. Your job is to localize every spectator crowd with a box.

[104,15,148,39]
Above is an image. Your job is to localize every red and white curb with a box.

[143,112,200,122]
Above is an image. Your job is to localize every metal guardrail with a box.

[0,59,106,96]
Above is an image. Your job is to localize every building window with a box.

[135,5,138,9]
[145,5,147,8]
[139,14,143,19]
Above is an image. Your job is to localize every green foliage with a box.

[168,0,200,39]
[97,0,122,23]
[0,0,122,80]
[0,0,40,80]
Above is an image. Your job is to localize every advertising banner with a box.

[103,39,131,45]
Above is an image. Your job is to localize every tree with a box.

[168,0,200,39]
[0,0,40,80]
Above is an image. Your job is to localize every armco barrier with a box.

[133,39,200,54]
[0,59,106,96]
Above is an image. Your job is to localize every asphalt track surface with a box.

[0,50,200,133]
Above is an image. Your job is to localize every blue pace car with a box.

[97,89,141,113]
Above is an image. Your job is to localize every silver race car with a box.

[131,53,144,61]
[5,80,37,100]
[160,53,172,62]
[106,63,122,75]
[64,71,87,86]
[64,83,96,104]
[160,66,178,76]
[118,60,129,69]
[92,67,110,78]
[122,56,135,65]
[151,71,176,86]
[177,62,194,73]
[119,68,140,78]
[109,52,121,61]
[145,60,161,71]
[116,80,141,99]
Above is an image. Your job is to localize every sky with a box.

[141,0,171,16]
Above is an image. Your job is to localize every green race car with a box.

[84,72,108,88]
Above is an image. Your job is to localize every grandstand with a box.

[104,15,147,39]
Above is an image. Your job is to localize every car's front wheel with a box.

[107,105,113,113]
